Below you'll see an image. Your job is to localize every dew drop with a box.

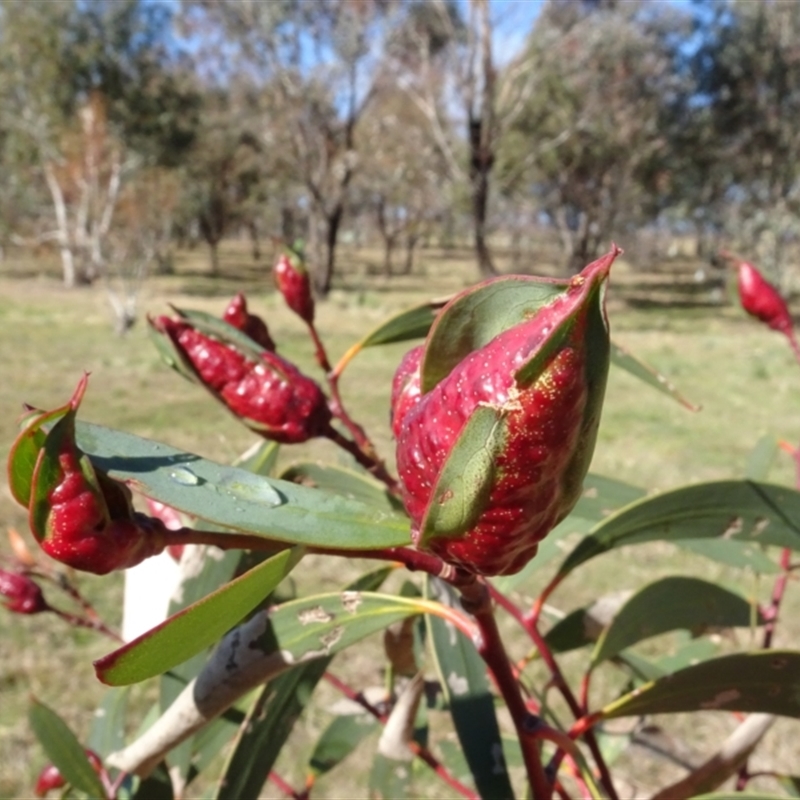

[170,466,200,486]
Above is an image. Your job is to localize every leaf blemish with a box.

[446,670,469,696]
[753,517,769,536]
[320,625,344,652]
[700,688,740,709]
[298,605,335,625]
[771,656,789,669]
[341,591,363,613]
[722,516,744,539]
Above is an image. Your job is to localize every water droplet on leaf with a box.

[170,467,200,486]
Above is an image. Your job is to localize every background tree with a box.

[0,0,197,286]
[680,0,800,287]
[499,0,687,273]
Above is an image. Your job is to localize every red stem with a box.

[268,771,302,799]
[323,425,399,495]
[763,547,792,649]
[460,581,553,799]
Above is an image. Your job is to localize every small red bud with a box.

[0,568,49,614]
[151,316,332,444]
[737,261,794,336]
[34,750,103,797]
[34,764,64,797]
[222,293,276,351]
[274,250,315,324]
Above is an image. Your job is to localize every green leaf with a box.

[571,474,646,522]
[95,547,303,685]
[217,662,331,799]
[745,434,779,480]
[425,577,516,800]
[351,301,442,349]
[369,752,413,799]
[421,275,568,393]
[214,567,392,798]
[233,439,281,476]
[420,405,504,542]
[543,607,597,654]
[280,461,401,513]
[778,775,800,797]
[609,340,700,411]
[557,480,800,579]
[676,538,779,573]
[87,687,129,758]
[7,404,71,506]
[309,713,380,778]
[591,577,761,667]
[598,650,800,720]
[29,697,107,799]
[74,421,411,549]
[130,763,173,800]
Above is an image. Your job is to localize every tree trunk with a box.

[208,240,220,274]
[382,236,395,276]
[247,219,261,262]
[469,120,497,279]
[401,231,419,275]
[315,204,343,297]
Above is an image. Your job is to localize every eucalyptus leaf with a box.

[425,577,516,800]
[309,713,380,778]
[591,577,762,666]
[745,434,779,480]
[95,547,303,685]
[676,538,779,573]
[29,697,107,799]
[599,650,800,720]
[74,421,411,550]
[557,480,800,579]
[369,752,413,799]
[87,687,129,758]
[610,340,700,410]
[214,567,392,798]
[280,461,401,513]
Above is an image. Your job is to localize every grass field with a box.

[2,240,799,797]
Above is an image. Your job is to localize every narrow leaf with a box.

[676,538,779,573]
[215,567,392,798]
[610,340,699,410]
[369,752,413,799]
[598,650,800,720]
[280,461,401,513]
[426,577,515,800]
[745,434,779,480]
[309,713,379,778]
[233,439,281,476]
[95,547,303,685]
[591,577,761,666]
[557,480,800,579]
[87,687,129,758]
[29,697,107,799]
[74,421,411,549]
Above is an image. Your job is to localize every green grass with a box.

[1,241,799,797]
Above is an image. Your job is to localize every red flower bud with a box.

[34,750,103,797]
[8,376,167,575]
[222,293,276,351]
[150,315,332,444]
[0,568,49,614]
[274,250,315,325]
[390,345,423,440]
[395,249,617,576]
[34,764,64,797]
[737,260,794,336]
